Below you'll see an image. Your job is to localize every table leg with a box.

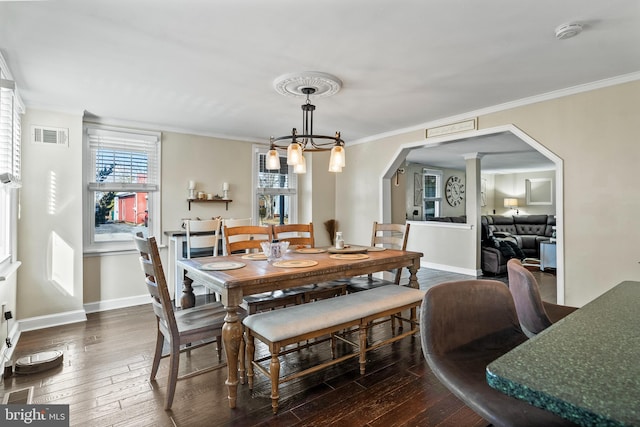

[408,260,420,289]
[222,305,243,408]
[180,273,196,309]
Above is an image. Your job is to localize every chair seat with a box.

[172,303,246,345]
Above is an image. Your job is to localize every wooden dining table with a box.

[486,280,640,426]
[177,246,423,408]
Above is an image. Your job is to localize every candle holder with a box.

[222,182,230,200]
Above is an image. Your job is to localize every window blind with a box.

[0,79,22,180]
[86,126,160,191]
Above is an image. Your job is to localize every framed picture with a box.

[414,173,423,206]
[526,178,553,205]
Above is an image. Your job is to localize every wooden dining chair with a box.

[184,218,222,301]
[223,224,272,254]
[221,218,252,255]
[506,258,577,336]
[273,222,315,248]
[222,224,305,314]
[185,218,221,258]
[133,234,245,410]
[347,222,411,292]
[421,279,577,426]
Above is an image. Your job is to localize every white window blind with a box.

[86,127,160,192]
[0,76,22,180]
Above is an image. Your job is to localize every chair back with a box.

[273,223,314,248]
[506,258,552,334]
[133,235,178,338]
[370,222,410,284]
[185,218,221,259]
[421,279,523,356]
[221,218,252,255]
[223,225,273,254]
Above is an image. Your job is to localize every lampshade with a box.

[266,148,281,170]
[293,155,307,174]
[504,198,518,208]
[287,142,303,166]
[329,145,346,172]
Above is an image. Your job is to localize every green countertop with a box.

[487,281,640,427]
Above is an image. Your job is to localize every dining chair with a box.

[346,222,410,292]
[421,279,577,427]
[221,218,252,255]
[185,218,221,258]
[133,234,245,410]
[222,224,306,314]
[506,258,577,336]
[273,222,315,248]
[184,218,222,301]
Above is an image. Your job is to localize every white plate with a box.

[200,261,246,271]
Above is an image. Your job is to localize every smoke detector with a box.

[555,23,583,40]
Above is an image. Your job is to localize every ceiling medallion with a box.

[266,72,345,174]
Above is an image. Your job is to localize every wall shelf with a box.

[188,199,232,211]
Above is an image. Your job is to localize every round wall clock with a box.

[445,176,465,207]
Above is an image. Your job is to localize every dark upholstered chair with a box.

[420,280,577,427]
[507,259,577,335]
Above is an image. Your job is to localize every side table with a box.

[540,241,556,271]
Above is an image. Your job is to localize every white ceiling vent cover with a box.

[31,125,69,147]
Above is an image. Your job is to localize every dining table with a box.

[486,280,640,427]
[176,246,423,408]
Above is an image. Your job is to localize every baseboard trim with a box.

[422,261,480,277]
[83,294,150,314]
[18,310,87,332]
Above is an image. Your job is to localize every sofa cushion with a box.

[513,215,548,236]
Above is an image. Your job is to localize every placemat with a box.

[200,261,246,271]
[329,253,370,260]
[327,246,368,254]
[366,246,386,252]
[241,253,268,260]
[295,248,326,254]
[272,259,319,268]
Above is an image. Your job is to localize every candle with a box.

[222,182,229,191]
[188,180,195,190]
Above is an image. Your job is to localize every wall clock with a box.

[445,176,465,207]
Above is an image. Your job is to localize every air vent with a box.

[31,126,69,146]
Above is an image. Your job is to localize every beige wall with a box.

[338,80,640,306]
[19,109,85,319]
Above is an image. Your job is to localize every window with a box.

[423,169,442,219]
[254,147,297,226]
[0,54,23,271]
[84,124,161,252]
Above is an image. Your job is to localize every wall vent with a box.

[31,126,69,147]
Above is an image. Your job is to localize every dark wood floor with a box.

[0,267,556,427]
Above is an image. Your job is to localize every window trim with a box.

[83,123,161,253]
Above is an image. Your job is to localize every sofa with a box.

[426,214,556,275]
[481,214,555,275]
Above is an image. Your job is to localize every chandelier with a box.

[266,72,345,174]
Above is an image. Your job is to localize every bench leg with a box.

[269,351,280,414]
[239,332,245,385]
[247,333,255,390]
[359,322,368,375]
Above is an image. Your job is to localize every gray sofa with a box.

[481,214,555,275]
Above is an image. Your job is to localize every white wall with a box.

[19,109,85,319]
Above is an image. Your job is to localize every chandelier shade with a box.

[266,72,345,174]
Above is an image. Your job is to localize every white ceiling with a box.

[1,0,639,171]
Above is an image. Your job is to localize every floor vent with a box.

[2,386,33,404]
[31,125,69,146]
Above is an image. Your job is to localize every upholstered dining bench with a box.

[243,285,425,414]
